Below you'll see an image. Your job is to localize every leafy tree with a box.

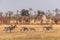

[20,9,29,16]
[37,10,44,17]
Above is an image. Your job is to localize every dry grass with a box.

[0,24,60,40]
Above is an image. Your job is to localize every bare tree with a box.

[0,12,3,24]
[8,11,13,17]
[53,8,60,24]
[37,10,45,24]
[0,11,3,16]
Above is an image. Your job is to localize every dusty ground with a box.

[0,24,60,40]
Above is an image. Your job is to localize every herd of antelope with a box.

[3,24,53,33]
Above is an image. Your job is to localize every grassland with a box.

[0,24,60,40]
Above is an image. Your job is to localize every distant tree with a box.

[34,11,37,17]
[4,11,13,24]
[29,8,32,11]
[20,9,29,16]
[45,10,53,24]
[53,8,60,24]
[8,11,13,17]
[16,10,20,17]
[14,10,20,24]
[46,10,52,19]
[53,8,60,18]
[0,12,3,24]
[29,8,35,17]
[5,12,9,17]
[0,11,3,16]
[55,8,59,13]
[37,10,44,17]
[37,10,45,24]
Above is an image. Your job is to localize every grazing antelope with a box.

[4,25,17,32]
[20,27,29,31]
[43,25,53,31]
[29,28,35,31]
[20,27,35,32]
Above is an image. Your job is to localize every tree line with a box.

[0,8,60,24]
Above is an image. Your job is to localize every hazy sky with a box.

[0,0,60,12]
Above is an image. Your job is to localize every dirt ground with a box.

[0,24,60,40]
